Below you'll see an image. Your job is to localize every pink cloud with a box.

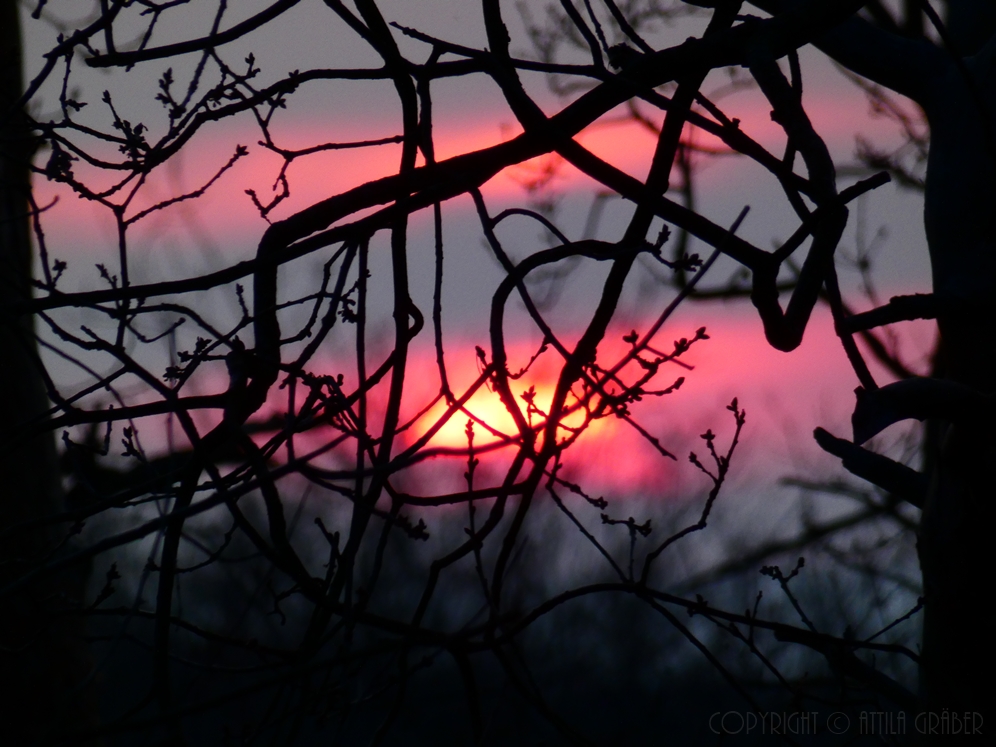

[55,280,932,515]
[39,81,930,504]
[31,79,902,254]
[126,302,915,504]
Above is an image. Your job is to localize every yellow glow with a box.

[419,379,613,451]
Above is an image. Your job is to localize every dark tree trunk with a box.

[817,0,996,730]
[916,12,996,727]
[757,0,996,730]
[1,1,100,743]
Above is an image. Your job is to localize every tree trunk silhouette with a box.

[916,26,996,728]
[792,0,996,726]
[1,1,99,743]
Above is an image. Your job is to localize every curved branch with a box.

[814,427,927,508]
[852,378,996,444]
[843,293,939,332]
[85,0,304,68]
[748,0,946,104]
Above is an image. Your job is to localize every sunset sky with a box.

[23,1,934,504]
